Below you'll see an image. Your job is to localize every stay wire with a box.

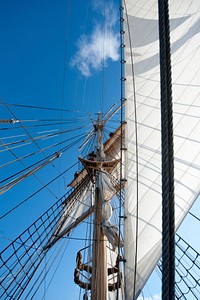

[0,124,88,150]
[0,132,85,169]
[4,102,94,114]
[0,161,78,220]
[29,239,69,300]
[0,134,85,199]
[100,1,106,114]
[0,139,57,198]
[0,152,60,185]
[58,0,71,199]
[1,98,54,165]
[116,2,126,299]
[0,120,79,132]
[189,211,200,222]
[123,2,140,299]
[0,179,95,300]
[41,239,70,300]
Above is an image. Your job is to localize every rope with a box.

[0,161,78,220]
[0,120,79,132]
[0,132,85,169]
[158,1,175,299]
[157,234,200,300]
[123,1,140,298]
[1,99,53,163]
[118,3,125,296]
[0,153,61,195]
[0,125,88,152]
[4,102,92,114]
[0,175,91,300]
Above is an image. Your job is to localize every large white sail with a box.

[124,0,200,298]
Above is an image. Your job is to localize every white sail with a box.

[45,177,94,249]
[124,0,200,298]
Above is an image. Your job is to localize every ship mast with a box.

[74,107,122,299]
[91,112,107,300]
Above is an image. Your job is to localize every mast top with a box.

[94,112,105,161]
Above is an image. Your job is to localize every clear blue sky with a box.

[0,1,121,299]
[1,1,200,300]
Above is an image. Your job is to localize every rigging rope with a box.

[158,1,175,299]
[0,132,85,169]
[4,102,93,114]
[0,161,78,220]
[40,240,70,300]
[0,125,88,152]
[0,152,61,195]
[118,3,126,298]
[1,99,54,164]
[0,175,91,300]
[27,239,69,300]
[0,152,61,185]
[157,234,200,300]
[123,1,140,298]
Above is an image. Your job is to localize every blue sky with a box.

[0,0,120,112]
[0,1,121,299]
[0,0,121,213]
[1,1,200,300]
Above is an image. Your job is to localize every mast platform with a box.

[78,157,120,173]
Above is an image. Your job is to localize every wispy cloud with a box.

[71,2,119,77]
[138,294,161,300]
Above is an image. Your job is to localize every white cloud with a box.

[71,2,119,76]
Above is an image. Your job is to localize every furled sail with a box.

[124,0,200,298]
[44,125,124,252]
[97,170,123,251]
[45,175,94,249]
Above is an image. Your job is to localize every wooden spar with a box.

[90,113,107,300]
[68,123,125,189]
[74,113,123,298]
[43,206,95,250]
[91,188,107,300]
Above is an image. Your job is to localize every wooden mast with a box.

[91,113,107,300]
[74,109,123,298]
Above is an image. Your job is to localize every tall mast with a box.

[91,113,107,300]
[74,108,123,298]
